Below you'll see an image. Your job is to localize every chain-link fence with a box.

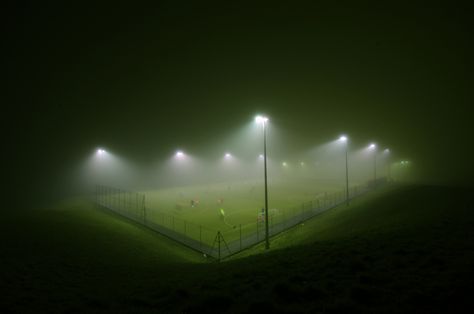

[95,185,146,223]
[95,180,384,261]
[95,185,216,255]
[217,183,373,259]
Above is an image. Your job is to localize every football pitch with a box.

[141,178,356,244]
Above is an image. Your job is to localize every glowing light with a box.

[255,115,269,124]
[282,162,287,167]
[96,148,106,155]
[258,154,264,159]
[384,148,390,153]
[225,153,232,159]
[339,135,347,142]
[368,143,376,149]
[175,151,184,158]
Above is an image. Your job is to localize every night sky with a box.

[6,1,473,205]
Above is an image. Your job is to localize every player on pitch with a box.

[220,208,225,221]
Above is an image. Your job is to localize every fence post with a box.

[239,224,242,250]
[256,220,259,241]
[270,215,273,234]
[136,193,138,215]
[119,189,122,211]
[116,188,119,209]
[119,189,125,212]
[218,231,221,262]
[143,194,146,224]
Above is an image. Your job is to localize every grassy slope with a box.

[0,199,205,313]
[1,184,474,313]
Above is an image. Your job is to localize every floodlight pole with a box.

[344,141,349,206]
[385,150,391,181]
[387,159,391,181]
[263,120,270,250]
[373,149,377,182]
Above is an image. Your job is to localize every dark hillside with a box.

[1,185,473,313]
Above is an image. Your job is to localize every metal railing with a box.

[95,180,384,261]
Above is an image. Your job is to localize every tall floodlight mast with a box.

[255,115,270,250]
[339,136,349,205]
[369,143,377,182]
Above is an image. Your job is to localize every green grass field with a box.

[141,178,356,244]
[2,184,473,313]
[144,179,342,225]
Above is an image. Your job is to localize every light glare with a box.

[255,115,269,124]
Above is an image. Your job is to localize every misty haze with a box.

[4,1,473,313]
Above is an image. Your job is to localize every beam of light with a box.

[368,143,376,149]
[255,115,269,124]
[339,135,347,142]
[175,150,185,158]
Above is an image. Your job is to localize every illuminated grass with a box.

[145,181,354,231]
[141,178,355,243]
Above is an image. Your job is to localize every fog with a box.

[77,122,403,198]
[7,1,472,210]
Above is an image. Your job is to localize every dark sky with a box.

[6,0,473,204]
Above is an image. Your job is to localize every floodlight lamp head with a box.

[369,143,376,149]
[255,115,269,124]
[175,151,184,158]
[339,135,347,142]
[225,153,232,159]
[97,148,106,155]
